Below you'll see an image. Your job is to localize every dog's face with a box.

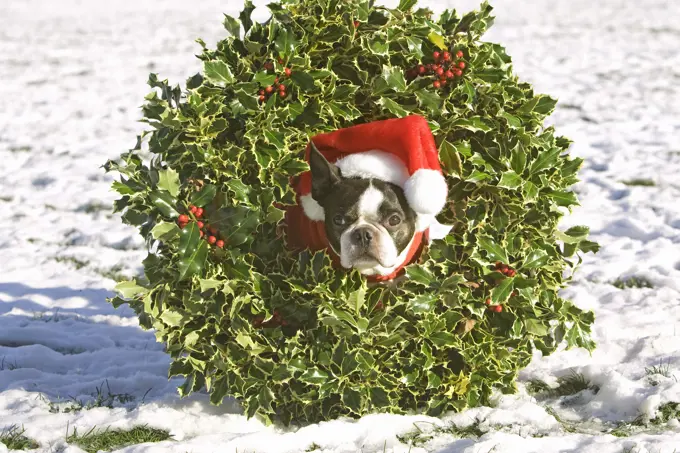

[309,142,418,276]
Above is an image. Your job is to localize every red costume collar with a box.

[284,204,427,282]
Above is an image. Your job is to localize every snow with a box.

[1,0,680,451]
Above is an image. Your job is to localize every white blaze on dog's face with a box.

[308,143,418,276]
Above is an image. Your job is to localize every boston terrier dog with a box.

[308,141,420,277]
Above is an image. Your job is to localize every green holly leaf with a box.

[379,97,410,117]
[114,280,148,299]
[157,168,180,196]
[427,31,446,50]
[275,28,298,58]
[522,249,550,269]
[222,14,240,37]
[491,277,514,304]
[189,184,217,207]
[291,71,316,92]
[497,170,522,189]
[150,190,179,218]
[477,236,509,263]
[151,221,180,241]
[203,60,234,86]
[382,66,407,92]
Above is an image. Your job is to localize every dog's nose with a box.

[352,227,373,248]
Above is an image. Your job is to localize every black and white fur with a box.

[308,142,419,277]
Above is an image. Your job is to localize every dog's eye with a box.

[388,214,401,226]
[333,215,347,226]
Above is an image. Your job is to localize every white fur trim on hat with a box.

[404,169,448,216]
[335,150,410,186]
[300,194,325,221]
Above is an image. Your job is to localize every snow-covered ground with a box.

[1,0,680,451]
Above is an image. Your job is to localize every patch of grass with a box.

[0,196,13,202]
[526,379,552,395]
[8,145,31,153]
[53,256,90,270]
[554,371,598,396]
[96,264,128,283]
[0,356,19,371]
[544,407,578,433]
[306,443,322,452]
[397,420,484,448]
[621,178,655,187]
[645,359,676,385]
[67,425,171,453]
[611,276,654,289]
[651,402,679,424]
[77,201,111,215]
[44,380,147,414]
[0,425,40,450]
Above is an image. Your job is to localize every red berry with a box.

[485,298,492,306]
[207,235,217,245]
[208,225,217,235]
[353,20,360,28]
[277,57,284,64]
[442,51,451,61]
[433,81,441,89]
[458,61,466,69]
[454,68,463,77]
[284,67,292,77]
[436,67,444,76]
[440,79,447,86]
[278,84,286,91]
[493,305,503,313]
[199,230,204,238]
[507,269,516,278]
[495,261,503,269]
[259,95,266,102]
[258,89,265,95]
[445,70,454,79]
[178,214,189,223]
[418,65,426,75]
[433,51,441,61]
[197,221,204,229]
[216,240,225,248]
[279,91,286,98]
[194,208,203,218]
[265,86,274,94]
[189,205,197,213]
[456,50,464,58]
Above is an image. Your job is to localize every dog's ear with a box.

[309,141,341,201]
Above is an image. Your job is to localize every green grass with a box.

[651,402,679,424]
[53,256,90,270]
[0,356,19,371]
[44,380,147,414]
[67,425,171,453]
[0,425,39,450]
[397,420,484,447]
[306,443,322,452]
[544,407,578,433]
[611,276,654,289]
[96,264,129,283]
[526,379,552,395]
[527,371,598,398]
[645,359,676,385]
[621,178,656,187]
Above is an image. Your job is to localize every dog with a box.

[307,142,421,278]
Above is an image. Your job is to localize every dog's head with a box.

[308,142,418,276]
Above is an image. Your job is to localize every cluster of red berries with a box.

[252,310,288,328]
[494,261,516,277]
[258,57,293,103]
[177,205,225,248]
[484,298,503,313]
[405,50,466,89]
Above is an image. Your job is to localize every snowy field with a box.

[1,0,680,451]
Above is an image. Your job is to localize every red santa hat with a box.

[296,115,448,231]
